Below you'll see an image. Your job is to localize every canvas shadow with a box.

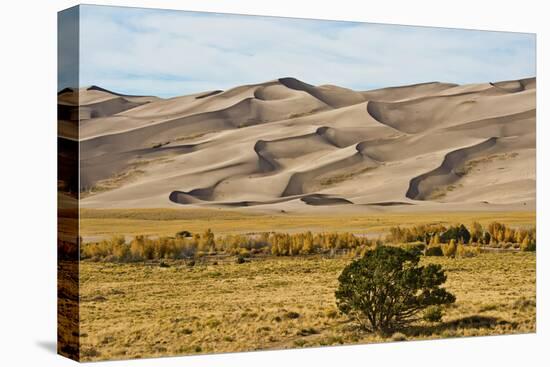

[36,340,57,354]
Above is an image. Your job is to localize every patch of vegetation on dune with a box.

[287,110,317,119]
[426,183,463,200]
[174,131,212,142]
[457,152,520,176]
[81,158,173,198]
[318,166,377,187]
[81,169,146,198]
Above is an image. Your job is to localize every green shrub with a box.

[297,327,318,336]
[403,242,426,254]
[285,311,300,319]
[235,255,246,264]
[423,305,443,322]
[520,237,536,252]
[440,224,470,244]
[335,246,455,332]
[425,244,443,256]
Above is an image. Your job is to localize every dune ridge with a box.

[73,77,535,212]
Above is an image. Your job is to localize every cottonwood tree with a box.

[199,228,216,252]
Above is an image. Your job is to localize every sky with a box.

[63,5,536,98]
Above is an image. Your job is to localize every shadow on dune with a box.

[364,201,415,207]
[281,146,378,197]
[168,190,353,207]
[195,90,223,99]
[405,137,498,200]
[300,194,353,206]
[490,77,535,93]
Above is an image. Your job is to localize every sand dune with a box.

[366,86,534,134]
[59,86,159,121]
[361,81,458,101]
[75,77,536,212]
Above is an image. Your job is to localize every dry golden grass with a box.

[79,251,535,361]
[79,209,535,240]
[58,260,80,359]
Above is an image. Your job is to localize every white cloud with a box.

[76,5,536,97]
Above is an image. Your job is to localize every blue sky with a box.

[72,5,536,98]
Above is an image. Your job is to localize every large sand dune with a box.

[71,77,535,212]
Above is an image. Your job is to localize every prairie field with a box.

[79,251,536,361]
[79,208,535,240]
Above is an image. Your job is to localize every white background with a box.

[0,0,547,365]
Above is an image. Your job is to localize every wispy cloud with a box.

[74,5,536,97]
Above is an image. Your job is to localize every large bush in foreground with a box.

[335,246,455,332]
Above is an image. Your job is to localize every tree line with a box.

[80,221,535,262]
[387,221,535,250]
[80,230,378,262]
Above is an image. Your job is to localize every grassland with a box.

[78,209,536,361]
[80,208,535,240]
[79,251,536,361]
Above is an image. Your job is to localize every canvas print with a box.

[58,5,536,362]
